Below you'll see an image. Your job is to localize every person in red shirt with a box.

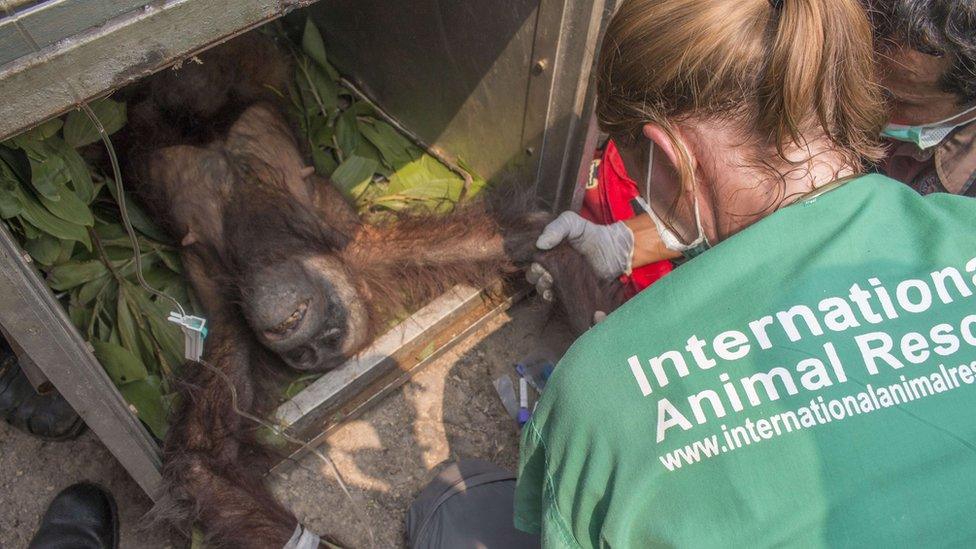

[577,139,674,298]
[527,137,689,313]
[530,0,976,315]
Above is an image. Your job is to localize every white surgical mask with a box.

[881,103,976,149]
[634,141,710,261]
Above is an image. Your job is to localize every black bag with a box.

[407,460,541,549]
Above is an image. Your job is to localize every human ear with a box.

[641,123,697,179]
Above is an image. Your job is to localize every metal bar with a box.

[272,283,524,466]
[531,0,614,211]
[519,0,565,174]
[0,0,316,141]
[569,112,605,211]
[3,333,50,390]
[277,283,506,427]
[0,222,162,496]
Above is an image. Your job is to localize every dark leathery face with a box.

[240,256,356,371]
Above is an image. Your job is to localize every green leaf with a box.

[38,181,94,226]
[117,290,140,359]
[27,118,64,141]
[92,224,158,253]
[295,66,321,117]
[355,139,390,177]
[48,137,95,203]
[0,145,31,184]
[311,147,338,176]
[330,155,378,198]
[68,304,91,333]
[302,18,327,67]
[103,181,171,242]
[307,64,338,115]
[359,120,417,168]
[63,99,127,148]
[102,246,135,261]
[76,275,111,305]
[55,238,75,264]
[348,101,377,118]
[397,177,464,202]
[94,222,128,242]
[283,374,321,400]
[96,316,113,343]
[131,289,184,371]
[119,375,169,439]
[191,528,206,549]
[302,18,333,75]
[47,260,108,290]
[286,79,305,112]
[142,267,188,310]
[310,115,335,147]
[18,218,41,239]
[23,234,62,265]
[156,249,182,274]
[335,109,360,157]
[92,339,149,385]
[117,252,158,279]
[27,152,69,198]
[137,325,161,376]
[387,154,462,193]
[0,172,23,219]
[8,119,63,149]
[15,184,91,249]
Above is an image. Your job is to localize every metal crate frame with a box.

[0,0,613,497]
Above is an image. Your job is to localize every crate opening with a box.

[0,11,539,442]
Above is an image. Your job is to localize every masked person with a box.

[516,0,976,547]
[531,1,976,308]
[870,0,976,196]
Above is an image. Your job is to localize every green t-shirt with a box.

[515,174,976,548]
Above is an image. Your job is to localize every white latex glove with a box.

[527,212,632,329]
[535,211,634,280]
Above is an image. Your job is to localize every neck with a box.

[778,146,856,202]
[703,136,856,241]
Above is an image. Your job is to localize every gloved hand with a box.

[527,210,633,316]
[535,211,634,280]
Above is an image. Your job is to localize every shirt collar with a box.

[934,120,976,195]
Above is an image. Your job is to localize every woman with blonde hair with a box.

[515,0,976,546]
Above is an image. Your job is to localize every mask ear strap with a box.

[671,137,708,249]
[669,139,710,257]
[639,138,707,253]
[688,191,706,247]
[643,139,654,204]
[932,102,976,126]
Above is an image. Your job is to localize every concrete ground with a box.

[0,422,178,548]
[0,300,573,548]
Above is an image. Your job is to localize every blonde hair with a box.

[596,0,886,183]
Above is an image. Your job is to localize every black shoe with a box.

[28,483,119,549]
[0,344,85,441]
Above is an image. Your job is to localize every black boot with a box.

[28,483,119,549]
[0,340,85,441]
